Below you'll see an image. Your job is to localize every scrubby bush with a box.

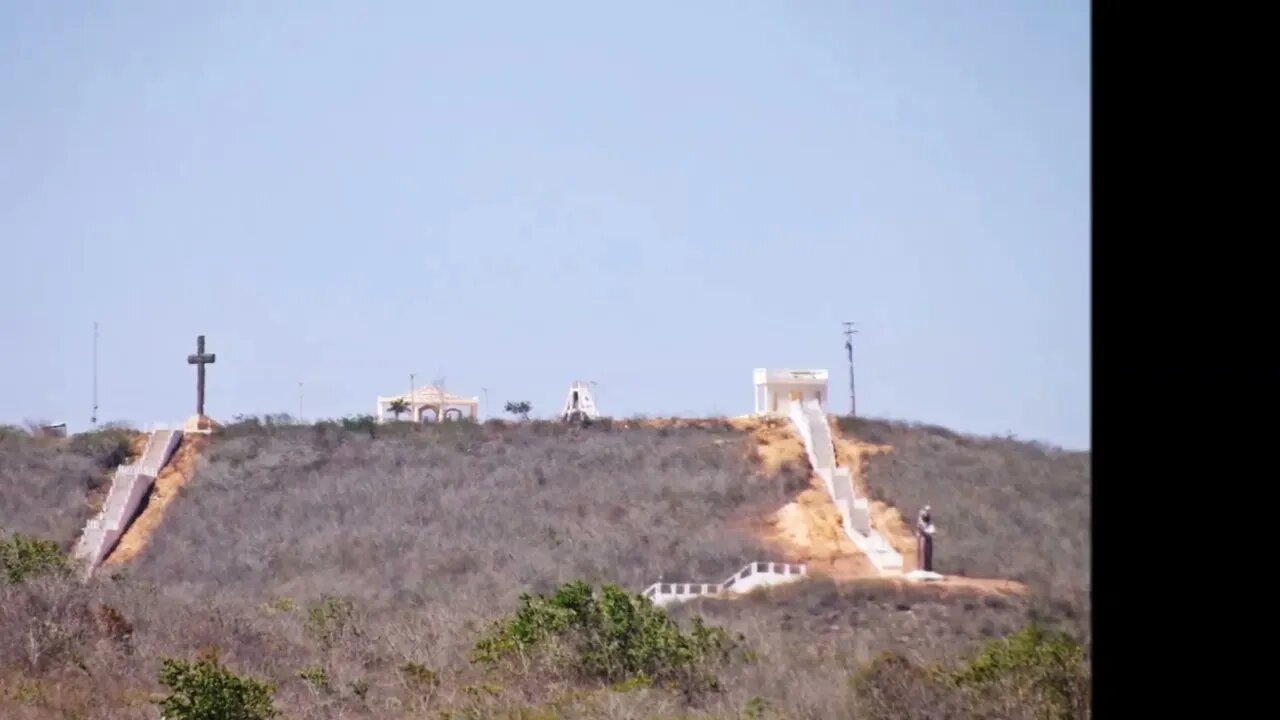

[473,580,739,696]
[66,427,135,470]
[157,655,279,720]
[0,532,68,584]
[947,623,1090,718]
[851,623,1090,719]
[304,595,358,650]
[2,426,136,547]
[0,424,27,440]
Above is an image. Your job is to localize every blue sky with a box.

[1,1,1090,449]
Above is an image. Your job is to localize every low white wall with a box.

[641,561,808,607]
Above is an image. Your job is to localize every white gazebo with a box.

[753,368,829,416]
[377,385,480,423]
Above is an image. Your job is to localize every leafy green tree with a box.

[156,656,279,720]
[0,532,68,584]
[851,623,1089,720]
[503,400,532,421]
[305,595,358,650]
[473,580,738,696]
[947,623,1089,719]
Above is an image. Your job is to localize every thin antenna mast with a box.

[91,321,99,427]
[842,321,858,417]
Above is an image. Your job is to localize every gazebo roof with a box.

[381,385,479,405]
[753,368,829,384]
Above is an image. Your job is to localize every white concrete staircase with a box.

[640,561,808,607]
[787,400,903,572]
[72,426,183,578]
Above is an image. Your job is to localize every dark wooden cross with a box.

[186,335,217,416]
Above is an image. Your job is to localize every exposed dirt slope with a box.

[829,420,1029,596]
[731,414,1027,597]
[103,433,209,567]
[726,416,877,579]
[827,422,919,565]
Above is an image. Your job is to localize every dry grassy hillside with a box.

[0,425,137,547]
[0,417,1090,719]
[131,418,782,606]
[836,416,1090,600]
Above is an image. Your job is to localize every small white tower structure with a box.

[561,380,600,422]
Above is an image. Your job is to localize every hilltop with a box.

[0,415,1090,719]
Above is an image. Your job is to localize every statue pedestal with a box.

[904,569,944,582]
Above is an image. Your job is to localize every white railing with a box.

[640,561,808,607]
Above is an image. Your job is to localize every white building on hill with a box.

[753,368,829,416]
[376,385,480,423]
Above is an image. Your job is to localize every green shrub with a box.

[0,532,68,584]
[0,423,27,440]
[399,661,440,693]
[339,414,379,436]
[851,651,959,720]
[304,595,357,650]
[156,656,279,720]
[297,665,332,694]
[947,623,1089,719]
[472,580,738,696]
[850,624,1090,720]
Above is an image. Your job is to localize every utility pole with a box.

[842,321,858,417]
[91,321,99,428]
[298,381,303,423]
